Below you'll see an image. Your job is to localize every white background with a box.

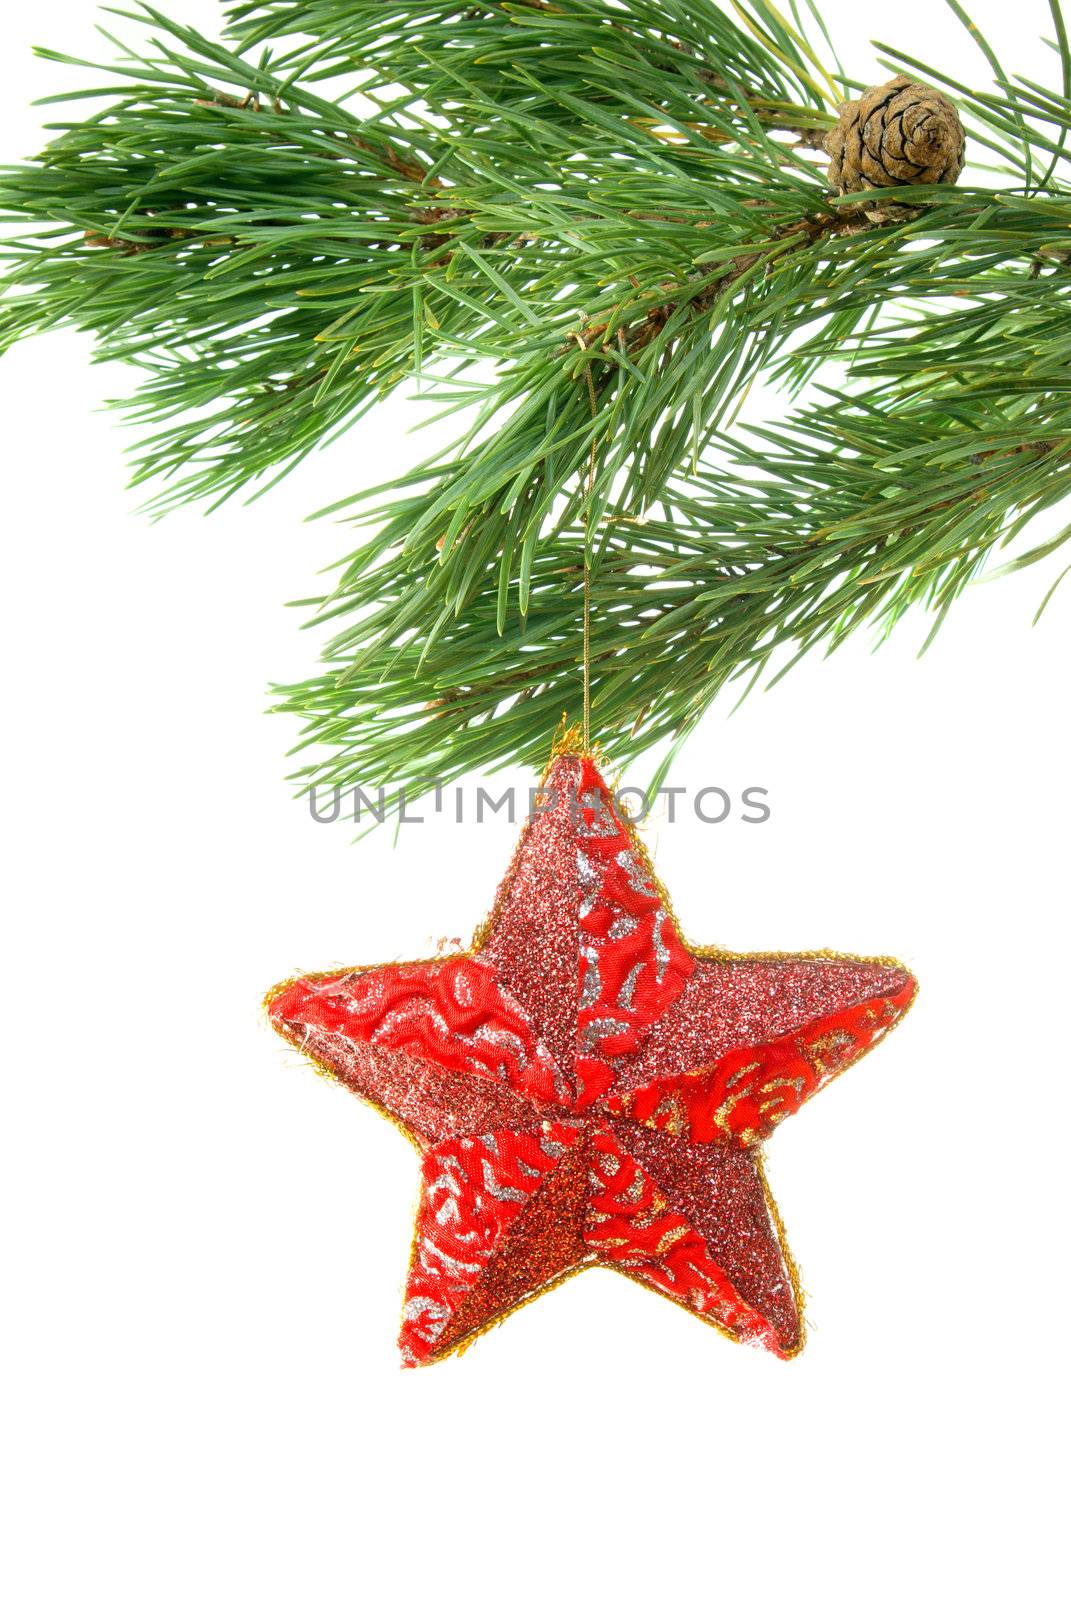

[1,3,1068,1597]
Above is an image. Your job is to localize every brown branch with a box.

[83,224,217,254]
[195,90,287,114]
[572,205,865,359]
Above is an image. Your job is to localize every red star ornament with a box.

[268,753,915,1366]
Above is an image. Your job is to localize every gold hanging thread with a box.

[571,333,599,752]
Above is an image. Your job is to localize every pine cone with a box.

[825,75,965,223]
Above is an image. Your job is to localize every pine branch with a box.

[2,1,1070,803]
[226,0,840,130]
[0,19,514,506]
[276,377,1071,800]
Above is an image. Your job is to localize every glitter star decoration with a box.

[268,753,915,1366]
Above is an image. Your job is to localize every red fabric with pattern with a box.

[269,754,916,1366]
[573,759,694,1106]
[402,1123,583,1364]
[272,956,563,1108]
[584,1124,779,1350]
[607,985,916,1145]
